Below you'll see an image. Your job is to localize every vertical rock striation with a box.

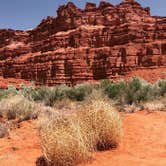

[0,0,166,86]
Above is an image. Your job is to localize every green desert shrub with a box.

[123,77,152,104]
[0,95,38,121]
[100,79,112,91]
[155,79,166,96]
[0,85,18,101]
[66,84,93,101]
[6,85,18,95]
[31,85,69,106]
[100,79,126,99]
[0,89,6,100]
[100,77,157,105]
[19,84,36,99]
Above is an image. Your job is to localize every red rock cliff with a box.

[0,0,166,86]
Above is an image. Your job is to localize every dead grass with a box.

[0,123,9,138]
[141,100,166,112]
[39,113,92,166]
[53,98,80,113]
[0,95,38,121]
[39,96,123,165]
[78,99,123,151]
[119,104,142,113]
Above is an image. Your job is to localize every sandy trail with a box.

[0,111,166,166]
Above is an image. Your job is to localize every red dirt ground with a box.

[0,111,166,166]
[119,67,166,83]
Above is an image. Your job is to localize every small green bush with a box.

[0,89,6,100]
[6,85,18,95]
[101,77,156,105]
[124,77,152,104]
[31,85,69,106]
[100,79,126,102]
[66,84,93,101]
[0,85,18,101]
[156,79,166,96]
[19,84,36,99]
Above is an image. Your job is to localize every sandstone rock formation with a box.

[0,0,166,86]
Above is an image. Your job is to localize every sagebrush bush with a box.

[0,85,18,101]
[6,85,18,95]
[155,79,166,96]
[2,76,166,111]
[31,85,69,106]
[0,89,6,101]
[101,78,153,104]
[19,84,36,99]
[0,95,38,121]
[121,77,146,104]
[101,79,126,100]
[66,84,93,101]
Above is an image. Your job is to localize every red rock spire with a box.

[123,0,135,2]
[0,0,165,86]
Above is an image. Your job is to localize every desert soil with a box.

[0,111,166,166]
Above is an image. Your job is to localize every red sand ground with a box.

[0,111,166,166]
[119,67,166,83]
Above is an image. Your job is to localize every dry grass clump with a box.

[53,98,81,112]
[141,100,166,112]
[118,104,142,113]
[0,95,38,121]
[78,99,123,151]
[39,95,123,165]
[39,113,92,166]
[0,123,9,138]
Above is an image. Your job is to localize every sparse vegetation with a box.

[141,100,166,112]
[39,97,122,165]
[0,95,38,121]
[1,77,166,107]
[1,77,166,165]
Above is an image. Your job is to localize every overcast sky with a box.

[0,0,165,30]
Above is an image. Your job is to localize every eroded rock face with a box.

[0,0,166,86]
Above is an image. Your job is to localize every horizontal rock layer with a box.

[0,0,166,86]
